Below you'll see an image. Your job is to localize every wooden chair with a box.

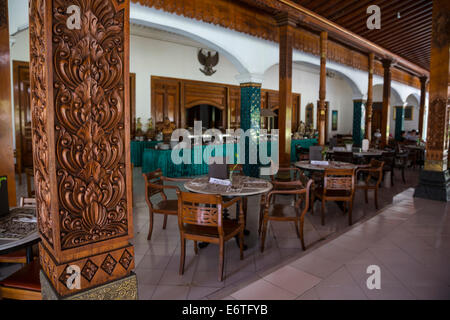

[381,151,396,186]
[0,259,41,300]
[295,145,309,161]
[177,191,245,281]
[332,151,354,163]
[142,169,189,240]
[313,168,356,226]
[259,178,313,252]
[356,159,384,209]
[395,150,409,183]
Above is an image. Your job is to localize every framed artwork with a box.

[332,110,338,131]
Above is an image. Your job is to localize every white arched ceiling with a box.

[131,2,279,76]
[373,84,404,106]
[406,93,420,106]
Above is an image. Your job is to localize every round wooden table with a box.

[184,176,273,197]
[0,207,40,263]
[295,160,358,171]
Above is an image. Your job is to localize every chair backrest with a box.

[268,177,313,210]
[309,146,323,161]
[333,151,354,163]
[142,169,164,198]
[19,197,37,208]
[367,159,384,183]
[381,151,396,167]
[323,168,355,195]
[270,167,301,182]
[177,191,224,235]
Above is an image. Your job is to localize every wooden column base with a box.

[40,270,138,300]
[414,170,450,202]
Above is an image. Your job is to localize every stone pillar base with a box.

[414,170,450,202]
[40,271,138,300]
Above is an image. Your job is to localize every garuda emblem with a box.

[198,49,219,76]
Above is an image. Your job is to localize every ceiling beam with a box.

[272,0,429,76]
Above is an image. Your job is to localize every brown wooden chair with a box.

[142,169,189,240]
[259,178,313,252]
[313,168,356,226]
[381,151,396,186]
[332,151,354,163]
[177,191,245,281]
[356,159,384,209]
[0,259,41,300]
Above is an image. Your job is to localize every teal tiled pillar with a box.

[352,100,365,147]
[395,106,404,141]
[240,82,261,177]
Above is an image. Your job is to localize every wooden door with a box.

[292,93,301,132]
[371,102,383,138]
[13,61,33,169]
[228,87,241,129]
[151,77,180,127]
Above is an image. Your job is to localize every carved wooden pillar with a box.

[318,31,328,146]
[365,53,374,142]
[277,13,296,167]
[381,59,392,148]
[29,0,137,299]
[414,0,450,202]
[418,76,428,140]
[0,0,16,207]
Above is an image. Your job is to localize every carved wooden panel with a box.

[51,0,130,250]
[31,0,134,297]
[30,0,54,247]
[151,78,180,126]
[184,82,227,110]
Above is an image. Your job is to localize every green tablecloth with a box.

[291,139,317,162]
[141,139,317,177]
[130,140,161,167]
[142,144,240,177]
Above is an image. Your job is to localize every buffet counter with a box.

[139,139,317,177]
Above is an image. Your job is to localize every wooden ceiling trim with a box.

[327,0,373,22]
[132,0,425,88]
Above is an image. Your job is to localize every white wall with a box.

[130,32,241,121]
[262,63,354,137]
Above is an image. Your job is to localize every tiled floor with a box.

[129,166,441,300]
[227,188,450,300]
[3,167,449,300]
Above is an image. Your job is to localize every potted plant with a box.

[343,139,354,152]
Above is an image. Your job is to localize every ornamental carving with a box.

[52,0,128,249]
[426,97,449,155]
[30,0,54,247]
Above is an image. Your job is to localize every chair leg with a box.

[194,241,198,255]
[239,229,244,260]
[299,218,305,251]
[219,241,225,282]
[310,193,315,215]
[179,238,186,275]
[260,219,268,253]
[391,170,394,186]
[348,200,353,226]
[147,210,154,240]
[374,188,379,210]
[163,214,168,230]
[321,199,325,226]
